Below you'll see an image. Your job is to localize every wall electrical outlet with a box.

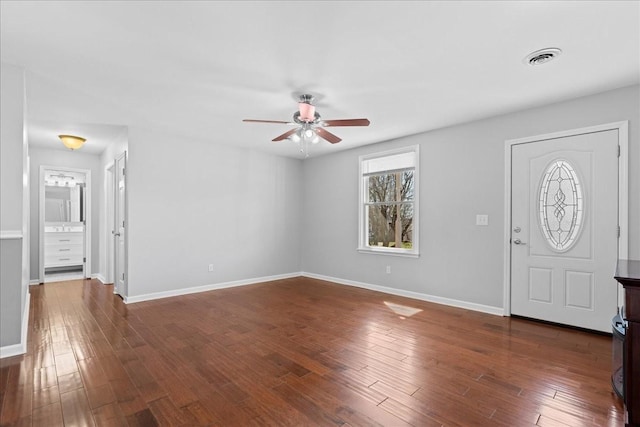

[208,264,214,272]
[476,214,489,226]
[386,265,391,274]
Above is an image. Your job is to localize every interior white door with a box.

[114,152,126,296]
[80,183,87,279]
[105,164,114,284]
[511,129,619,332]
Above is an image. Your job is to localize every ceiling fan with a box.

[243,94,370,146]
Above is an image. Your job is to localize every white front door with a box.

[114,152,127,297]
[511,129,619,332]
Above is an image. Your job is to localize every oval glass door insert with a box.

[538,159,584,252]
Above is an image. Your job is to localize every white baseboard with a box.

[124,272,302,304]
[122,271,503,316]
[301,272,505,316]
[92,274,108,284]
[0,292,30,359]
[29,279,41,285]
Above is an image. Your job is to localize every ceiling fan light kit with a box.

[243,94,370,157]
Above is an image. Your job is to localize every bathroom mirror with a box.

[45,184,84,223]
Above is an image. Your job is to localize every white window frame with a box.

[358,145,419,258]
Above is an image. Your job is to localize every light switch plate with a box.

[476,214,489,226]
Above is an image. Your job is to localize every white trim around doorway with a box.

[39,165,92,283]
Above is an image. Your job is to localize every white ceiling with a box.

[1,1,638,158]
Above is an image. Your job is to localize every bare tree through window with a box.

[360,146,418,255]
[367,170,414,248]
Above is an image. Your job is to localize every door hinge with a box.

[122,168,125,176]
[618,145,621,157]
[122,273,125,280]
[617,226,621,238]
[83,257,86,263]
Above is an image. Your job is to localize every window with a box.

[538,159,584,252]
[359,146,419,257]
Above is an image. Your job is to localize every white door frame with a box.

[39,165,92,283]
[502,121,629,315]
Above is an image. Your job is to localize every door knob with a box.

[113,232,121,237]
[513,239,527,245]
[513,227,521,233]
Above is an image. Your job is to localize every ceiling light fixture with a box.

[45,173,76,187]
[58,134,86,150]
[290,126,321,157]
[524,48,562,66]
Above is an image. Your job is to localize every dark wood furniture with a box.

[615,259,640,427]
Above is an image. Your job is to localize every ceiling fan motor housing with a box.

[298,102,316,122]
[293,110,321,124]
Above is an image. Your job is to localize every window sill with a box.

[357,247,419,258]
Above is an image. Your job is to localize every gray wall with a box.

[29,147,102,280]
[302,84,639,309]
[0,62,27,350]
[1,63,23,231]
[126,127,303,298]
[1,239,23,346]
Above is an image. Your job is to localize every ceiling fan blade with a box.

[272,129,298,142]
[322,118,370,127]
[316,128,342,144]
[243,119,292,125]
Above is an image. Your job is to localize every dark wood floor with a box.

[0,277,625,426]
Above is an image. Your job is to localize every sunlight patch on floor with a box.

[384,301,423,317]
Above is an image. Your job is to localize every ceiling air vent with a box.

[524,48,562,66]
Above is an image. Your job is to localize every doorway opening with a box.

[39,166,92,283]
